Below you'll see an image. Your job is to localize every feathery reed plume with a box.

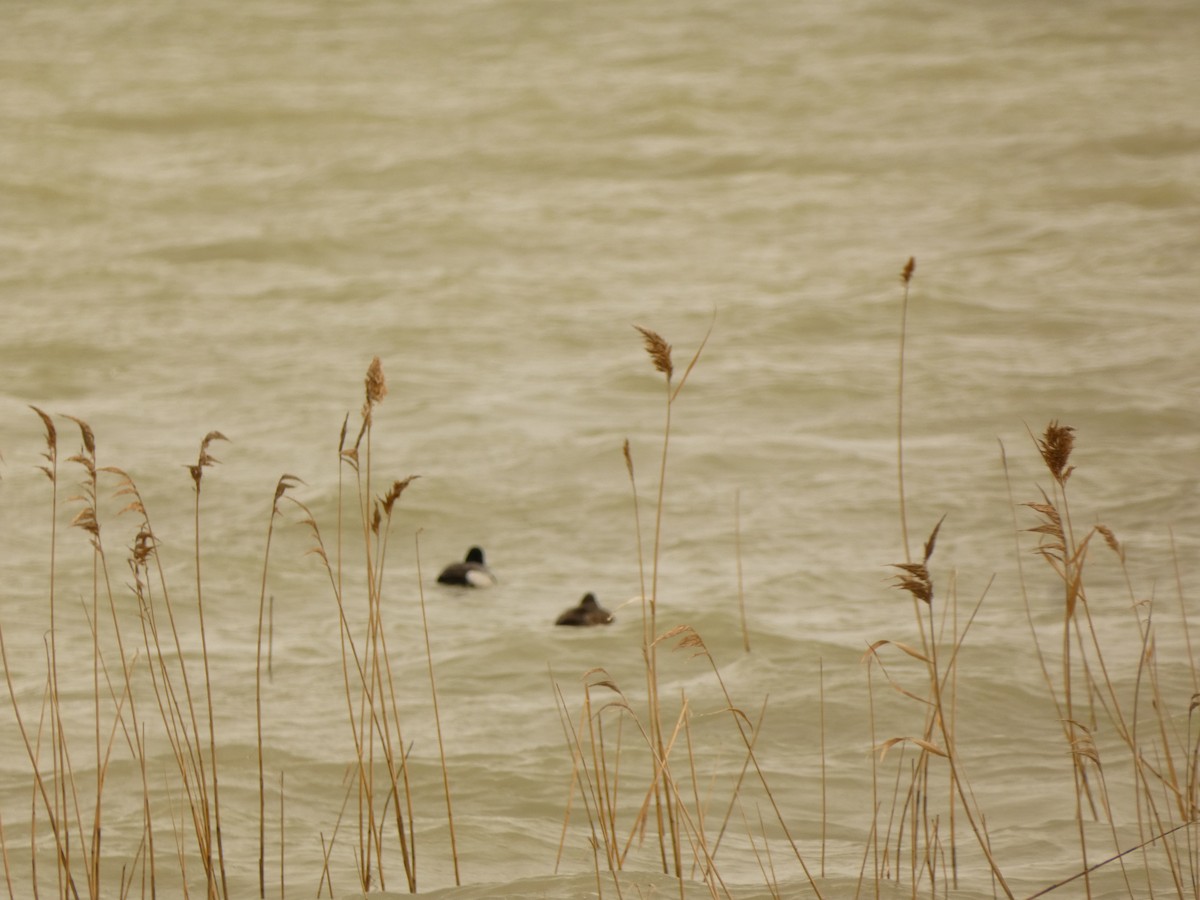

[634,326,673,380]
[187,431,229,492]
[30,405,57,482]
[379,476,419,520]
[359,355,388,430]
[891,515,945,607]
[365,355,388,407]
[1036,420,1076,486]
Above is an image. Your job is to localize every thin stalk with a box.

[257,476,300,898]
[896,258,915,563]
[820,658,827,878]
[190,435,229,900]
[416,533,461,886]
[734,490,749,653]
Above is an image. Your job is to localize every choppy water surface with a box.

[2,1,1199,897]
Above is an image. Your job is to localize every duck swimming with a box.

[555,593,614,627]
[436,546,497,588]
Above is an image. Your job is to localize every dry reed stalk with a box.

[117,461,233,899]
[742,805,782,900]
[1167,528,1198,696]
[896,258,915,564]
[28,407,76,898]
[627,321,712,879]
[582,680,619,872]
[279,771,285,899]
[256,474,302,898]
[295,359,457,893]
[1,806,15,900]
[705,698,768,862]
[865,659,881,900]
[551,677,625,900]
[657,625,825,898]
[136,722,156,898]
[61,416,106,898]
[552,692,588,874]
[413,532,461,886]
[733,490,748,654]
[187,430,231,900]
[0,620,78,899]
[291,497,378,889]
[1024,422,1162,893]
[819,658,826,879]
[369,484,423,891]
[1011,419,1200,893]
[880,518,1014,899]
[63,415,151,898]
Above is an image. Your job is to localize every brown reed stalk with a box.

[279,771,285,900]
[1167,528,1198,696]
[738,804,781,900]
[657,625,825,898]
[819,658,827,879]
[187,430,231,900]
[632,325,680,877]
[414,531,461,886]
[136,722,156,898]
[291,495,380,890]
[863,659,880,900]
[291,496,371,874]
[733,490,749,654]
[365,488,420,891]
[256,474,302,898]
[552,685,590,874]
[28,407,75,897]
[0,806,14,900]
[1025,422,1116,894]
[896,257,916,565]
[706,698,768,862]
[881,518,1014,899]
[0,615,78,900]
[69,417,150,900]
[293,359,440,893]
[61,415,106,898]
[118,469,220,898]
[552,676,625,900]
[628,321,711,879]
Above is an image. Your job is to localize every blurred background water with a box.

[1,0,1198,897]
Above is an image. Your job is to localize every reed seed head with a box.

[30,405,57,479]
[1037,420,1075,485]
[901,256,916,284]
[892,563,933,605]
[1095,524,1123,560]
[363,356,388,414]
[892,516,945,605]
[379,475,419,519]
[188,430,229,489]
[634,326,673,379]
